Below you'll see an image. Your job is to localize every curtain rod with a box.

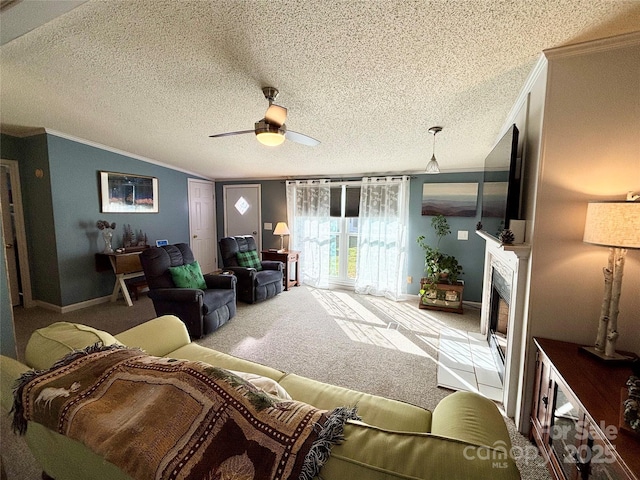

[283,176,416,184]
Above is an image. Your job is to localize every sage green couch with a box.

[0,315,520,479]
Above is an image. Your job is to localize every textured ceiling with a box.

[1,1,639,180]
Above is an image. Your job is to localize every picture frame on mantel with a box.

[100,171,159,213]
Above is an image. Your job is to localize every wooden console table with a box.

[95,251,147,307]
[261,250,300,290]
[531,337,639,480]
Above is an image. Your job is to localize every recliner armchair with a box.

[139,243,236,338]
[219,235,283,304]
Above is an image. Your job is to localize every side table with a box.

[95,251,147,306]
[261,250,300,291]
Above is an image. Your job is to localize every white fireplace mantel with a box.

[476,230,531,418]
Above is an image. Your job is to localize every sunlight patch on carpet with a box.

[330,291,387,326]
[310,289,386,323]
[334,319,429,357]
[365,296,450,335]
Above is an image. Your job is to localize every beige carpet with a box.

[2,286,550,479]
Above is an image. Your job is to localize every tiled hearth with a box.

[437,329,503,402]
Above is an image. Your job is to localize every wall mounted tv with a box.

[481,124,521,239]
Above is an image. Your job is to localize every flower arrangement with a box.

[96,220,116,253]
[96,220,116,230]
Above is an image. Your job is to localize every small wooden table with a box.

[261,250,300,291]
[95,251,147,306]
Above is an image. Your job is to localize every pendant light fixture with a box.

[425,126,442,174]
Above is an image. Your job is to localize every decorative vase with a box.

[102,231,114,254]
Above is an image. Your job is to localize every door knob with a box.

[193,235,198,238]
[5,244,13,249]
[253,231,258,235]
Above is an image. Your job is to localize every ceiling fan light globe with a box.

[257,131,286,146]
[255,120,286,146]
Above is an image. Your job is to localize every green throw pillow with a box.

[169,261,207,289]
[236,250,263,271]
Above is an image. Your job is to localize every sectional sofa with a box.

[0,315,521,479]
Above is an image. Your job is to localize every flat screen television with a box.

[480,124,520,239]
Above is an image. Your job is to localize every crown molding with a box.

[1,127,213,180]
[498,53,547,140]
[544,30,640,60]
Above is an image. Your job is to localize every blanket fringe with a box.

[298,405,360,480]
[10,342,131,435]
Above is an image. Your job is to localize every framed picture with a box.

[421,183,478,217]
[100,171,158,213]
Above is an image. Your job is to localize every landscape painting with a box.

[421,183,478,217]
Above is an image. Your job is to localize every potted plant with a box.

[417,215,463,284]
[417,215,464,312]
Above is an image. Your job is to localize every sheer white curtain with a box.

[354,176,410,300]
[286,180,331,288]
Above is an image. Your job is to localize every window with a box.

[329,184,361,285]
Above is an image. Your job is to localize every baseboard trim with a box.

[35,296,112,314]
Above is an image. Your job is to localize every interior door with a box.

[0,170,19,305]
[223,184,262,248]
[188,179,217,274]
[0,160,32,307]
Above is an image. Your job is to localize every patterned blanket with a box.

[12,344,359,480]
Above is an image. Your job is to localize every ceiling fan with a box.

[209,87,320,147]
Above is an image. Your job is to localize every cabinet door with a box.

[532,351,553,442]
[583,422,628,480]
[548,382,584,480]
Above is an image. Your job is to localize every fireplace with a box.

[488,267,511,382]
[477,230,530,422]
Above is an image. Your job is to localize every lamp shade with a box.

[425,154,440,174]
[273,222,290,236]
[583,201,640,249]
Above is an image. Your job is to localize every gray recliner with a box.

[218,235,283,304]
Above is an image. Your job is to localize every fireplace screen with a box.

[489,267,511,382]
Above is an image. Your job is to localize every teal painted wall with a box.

[408,172,486,302]
[0,133,201,307]
[217,173,489,302]
[0,133,23,158]
[21,134,59,304]
[1,133,60,304]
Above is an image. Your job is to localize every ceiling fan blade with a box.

[265,105,287,127]
[208,130,254,139]
[285,130,320,147]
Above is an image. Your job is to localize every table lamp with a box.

[582,195,640,360]
[273,222,290,252]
